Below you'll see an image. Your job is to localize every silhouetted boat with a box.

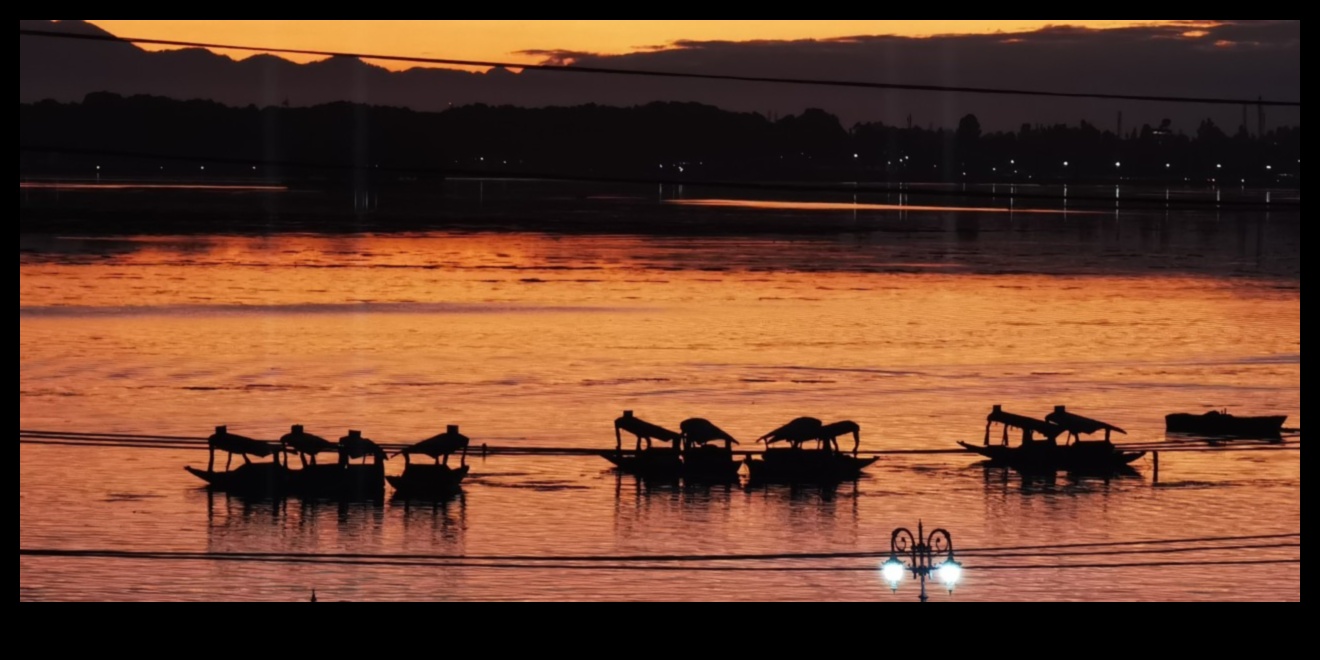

[957,405,1144,474]
[280,425,384,499]
[601,410,686,478]
[185,462,287,496]
[744,417,877,482]
[677,417,742,481]
[387,425,472,499]
[185,426,287,496]
[387,464,470,499]
[1165,410,1287,438]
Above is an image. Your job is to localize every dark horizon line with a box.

[19,146,1301,210]
[18,28,1303,108]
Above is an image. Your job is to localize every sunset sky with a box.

[25,20,1297,129]
[86,20,1200,68]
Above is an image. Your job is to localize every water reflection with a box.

[666,198,1089,214]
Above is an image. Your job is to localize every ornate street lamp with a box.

[880,521,961,602]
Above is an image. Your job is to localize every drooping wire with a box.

[18,28,1302,107]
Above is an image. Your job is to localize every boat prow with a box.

[185,462,287,497]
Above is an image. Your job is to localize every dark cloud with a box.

[20,20,1299,131]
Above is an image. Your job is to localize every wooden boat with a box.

[185,426,288,496]
[387,425,473,499]
[280,425,384,499]
[958,405,1144,474]
[185,462,288,497]
[744,448,878,483]
[1165,410,1287,438]
[387,464,470,500]
[602,411,686,478]
[677,418,741,481]
[744,417,877,483]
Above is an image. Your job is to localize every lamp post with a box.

[881,521,961,602]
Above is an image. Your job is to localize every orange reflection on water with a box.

[19,182,288,191]
[667,198,1089,214]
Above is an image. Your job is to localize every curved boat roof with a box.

[987,406,1064,438]
[616,414,683,442]
[1044,406,1126,435]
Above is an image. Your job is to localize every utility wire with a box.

[18,548,1299,572]
[18,146,1300,210]
[14,533,1300,564]
[18,28,1302,107]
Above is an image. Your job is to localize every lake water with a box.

[19,191,1301,600]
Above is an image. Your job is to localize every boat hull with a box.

[386,464,470,499]
[744,449,878,483]
[600,449,740,482]
[1165,412,1287,438]
[186,461,385,500]
[957,441,1145,474]
[185,462,287,497]
[289,462,385,500]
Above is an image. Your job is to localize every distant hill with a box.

[19,20,1302,131]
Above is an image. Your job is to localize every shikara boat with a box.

[957,405,1144,474]
[387,425,472,499]
[185,426,288,496]
[600,411,686,479]
[743,417,877,483]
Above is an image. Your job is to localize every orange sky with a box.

[86,20,1190,70]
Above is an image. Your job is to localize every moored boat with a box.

[678,417,741,481]
[957,405,1144,474]
[744,417,877,483]
[387,425,472,499]
[185,425,287,496]
[1165,410,1287,438]
[601,410,685,478]
[282,425,384,499]
[386,464,470,500]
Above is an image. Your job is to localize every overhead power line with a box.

[14,533,1301,564]
[18,547,1300,572]
[18,28,1301,107]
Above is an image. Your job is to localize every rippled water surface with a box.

[20,202,1301,601]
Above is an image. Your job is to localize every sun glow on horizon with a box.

[82,20,1206,72]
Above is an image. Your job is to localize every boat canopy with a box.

[1045,406,1127,436]
[986,405,1064,439]
[615,411,683,443]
